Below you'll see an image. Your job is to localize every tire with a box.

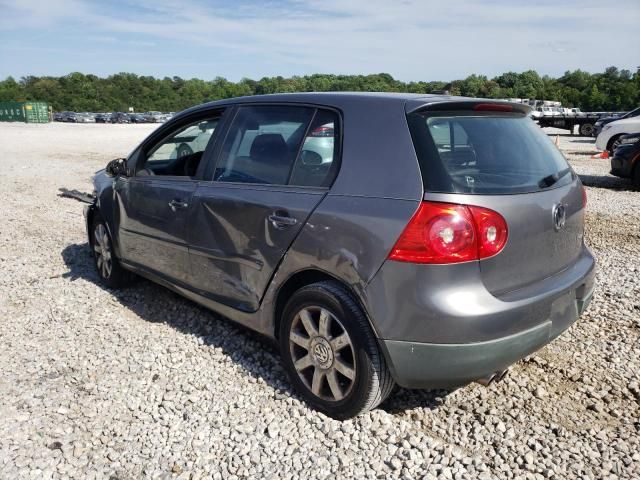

[279,281,395,419]
[579,123,594,137]
[90,214,130,288]
[177,143,193,158]
[607,135,623,155]
[633,164,640,188]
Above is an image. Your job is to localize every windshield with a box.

[408,112,573,194]
[622,107,640,119]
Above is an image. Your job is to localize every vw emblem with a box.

[552,203,566,231]
[310,336,334,368]
[314,344,330,364]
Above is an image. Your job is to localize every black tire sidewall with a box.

[633,164,640,188]
[580,123,594,136]
[279,284,379,419]
[607,135,622,155]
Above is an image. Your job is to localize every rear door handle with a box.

[268,212,298,229]
[169,199,189,211]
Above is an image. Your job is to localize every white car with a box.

[595,117,640,153]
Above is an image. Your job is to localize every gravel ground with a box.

[0,123,638,479]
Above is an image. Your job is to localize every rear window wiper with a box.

[537,167,572,189]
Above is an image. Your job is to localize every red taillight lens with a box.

[581,185,587,208]
[309,125,334,137]
[389,202,508,264]
[468,206,508,258]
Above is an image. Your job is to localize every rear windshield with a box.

[407,112,573,194]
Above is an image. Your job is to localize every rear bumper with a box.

[367,247,596,388]
[381,287,593,388]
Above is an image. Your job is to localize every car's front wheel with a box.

[607,135,623,155]
[91,215,130,288]
[279,281,395,419]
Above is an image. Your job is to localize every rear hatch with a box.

[407,101,585,295]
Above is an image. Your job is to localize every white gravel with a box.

[0,123,638,479]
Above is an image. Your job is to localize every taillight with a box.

[581,184,587,208]
[389,202,508,264]
[309,125,334,137]
[468,205,508,258]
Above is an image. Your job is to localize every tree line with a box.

[1,67,638,113]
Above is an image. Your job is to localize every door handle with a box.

[169,199,189,211]
[268,212,298,229]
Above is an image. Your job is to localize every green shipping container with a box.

[0,101,50,123]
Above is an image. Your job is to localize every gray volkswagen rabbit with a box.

[86,93,595,419]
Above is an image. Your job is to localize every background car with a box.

[128,113,148,123]
[610,133,640,186]
[596,116,640,154]
[594,106,640,136]
[76,112,95,123]
[95,113,112,123]
[59,111,77,122]
[110,112,130,123]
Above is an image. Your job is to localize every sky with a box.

[0,0,638,82]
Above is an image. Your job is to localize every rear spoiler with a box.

[406,99,532,116]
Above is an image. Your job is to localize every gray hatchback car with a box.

[86,93,595,419]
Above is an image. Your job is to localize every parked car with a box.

[76,112,95,123]
[85,93,595,419]
[53,112,65,122]
[144,111,164,122]
[594,106,640,137]
[128,113,148,123]
[595,116,640,154]
[110,112,130,124]
[610,133,640,186]
[59,111,77,122]
[95,113,112,123]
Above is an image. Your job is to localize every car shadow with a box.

[61,242,447,416]
[579,174,639,192]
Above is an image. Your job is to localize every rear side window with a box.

[214,105,339,187]
[408,112,572,194]
[289,109,339,187]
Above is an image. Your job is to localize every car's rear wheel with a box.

[279,281,394,419]
[579,123,594,137]
[91,215,130,288]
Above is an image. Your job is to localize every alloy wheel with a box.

[288,306,356,402]
[93,224,112,279]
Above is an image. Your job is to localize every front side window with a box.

[140,117,220,177]
[214,106,340,187]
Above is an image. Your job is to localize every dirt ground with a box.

[0,122,638,479]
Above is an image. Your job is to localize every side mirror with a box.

[300,150,323,166]
[105,158,128,177]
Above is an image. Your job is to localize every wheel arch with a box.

[606,133,624,152]
[272,268,379,341]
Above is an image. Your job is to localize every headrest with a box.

[250,134,288,164]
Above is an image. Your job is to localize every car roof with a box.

[180,92,531,116]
